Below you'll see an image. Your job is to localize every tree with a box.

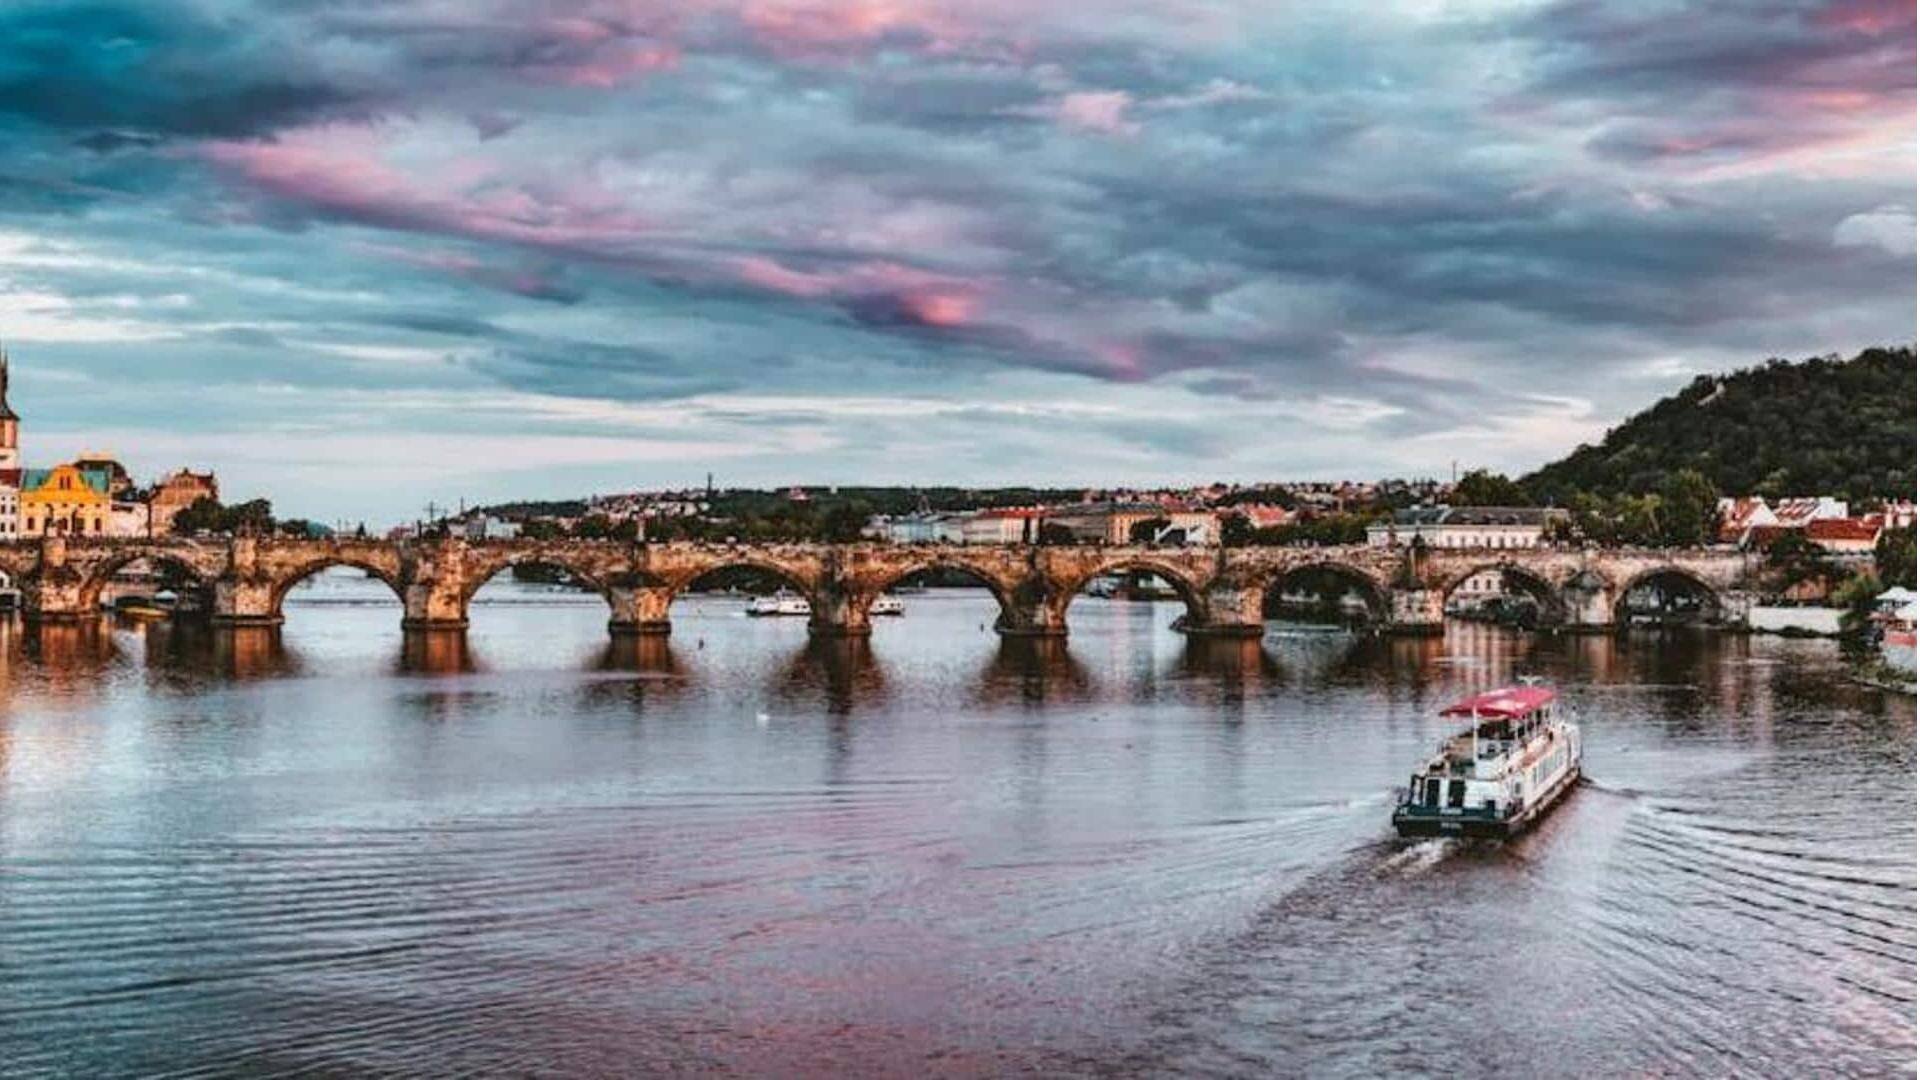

[1656,468,1719,546]
[1452,470,1529,507]
[1766,531,1843,594]
[169,496,274,536]
[1876,527,1916,589]
[1836,571,1885,638]
[1128,516,1172,544]
[1219,513,1253,547]
[1522,347,1915,504]
[1038,522,1077,545]
[225,499,274,535]
[819,501,872,543]
[170,496,224,535]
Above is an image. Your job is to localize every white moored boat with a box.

[1392,683,1581,839]
[745,591,811,617]
[870,596,906,616]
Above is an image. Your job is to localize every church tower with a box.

[0,345,20,472]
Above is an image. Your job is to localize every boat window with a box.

[1425,777,1441,806]
[1446,780,1466,809]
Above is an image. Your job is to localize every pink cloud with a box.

[1814,0,1914,34]
[1003,90,1142,137]
[732,256,984,326]
[202,124,653,253]
[542,42,680,88]
[1050,91,1140,136]
[734,0,984,59]
[898,289,975,327]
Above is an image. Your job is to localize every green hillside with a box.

[1524,346,1916,505]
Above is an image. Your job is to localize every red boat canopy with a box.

[1440,685,1556,719]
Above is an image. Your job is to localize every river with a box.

[2,570,1913,1076]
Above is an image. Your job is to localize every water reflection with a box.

[595,632,679,675]
[0,588,1909,1077]
[975,635,1092,708]
[772,635,885,713]
[399,629,475,675]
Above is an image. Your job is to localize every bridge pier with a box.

[608,585,675,636]
[402,580,469,631]
[996,580,1071,637]
[807,584,873,638]
[401,543,470,631]
[21,538,89,623]
[1386,587,1445,635]
[211,577,282,626]
[1560,573,1615,632]
[1180,584,1266,638]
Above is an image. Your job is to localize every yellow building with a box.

[21,464,110,538]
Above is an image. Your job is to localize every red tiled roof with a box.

[1770,497,1836,525]
[1806,517,1882,542]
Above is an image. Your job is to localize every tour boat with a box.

[1392,683,1581,839]
[745,591,811,617]
[870,595,906,616]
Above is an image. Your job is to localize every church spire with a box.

[0,343,16,422]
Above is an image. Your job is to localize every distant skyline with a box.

[0,0,1912,525]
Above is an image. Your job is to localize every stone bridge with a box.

[0,536,1765,638]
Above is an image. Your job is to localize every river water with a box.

[2,572,1913,1077]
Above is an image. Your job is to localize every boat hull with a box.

[1392,766,1580,840]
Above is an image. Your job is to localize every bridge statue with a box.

[0,535,1763,639]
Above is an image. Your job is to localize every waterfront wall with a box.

[1747,606,1844,636]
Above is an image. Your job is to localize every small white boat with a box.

[745,591,811,617]
[870,596,906,616]
[1392,682,1581,839]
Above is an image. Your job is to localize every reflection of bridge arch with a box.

[1056,557,1209,626]
[1262,561,1391,622]
[1437,562,1568,625]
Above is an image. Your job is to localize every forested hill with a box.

[1523,346,1916,505]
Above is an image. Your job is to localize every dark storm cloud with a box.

[0,2,371,139]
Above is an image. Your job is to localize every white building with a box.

[107,501,150,538]
[462,514,522,541]
[873,512,965,544]
[960,508,1043,545]
[1368,506,1563,549]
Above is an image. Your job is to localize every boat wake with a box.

[1374,837,1456,876]
[1574,775,1644,799]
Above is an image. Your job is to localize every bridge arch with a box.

[859,557,1021,628]
[1437,562,1569,626]
[1054,556,1209,627]
[268,556,407,618]
[1260,561,1392,624]
[665,557,823,610]
[77,545,222,611]
[458,547,663,617]
[1615,564,1725,624]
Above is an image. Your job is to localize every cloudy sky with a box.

[0,0,1911,523]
